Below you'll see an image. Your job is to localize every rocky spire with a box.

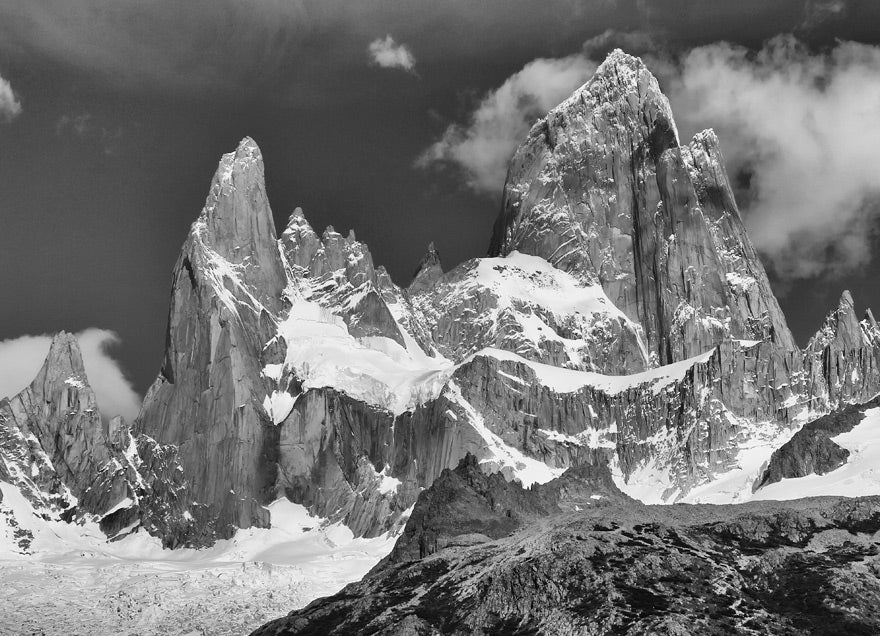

[136,137,286,537]
[281,207,321,271]
[0,332,113,515]
[804,290,880,406]
[408,242,443,294]
[807,290,861,352]
[196,137,286,312]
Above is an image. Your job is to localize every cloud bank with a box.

[0,329,142,423]
[418,54,596,194]
[368,35,416,72]
[0,72,22,122]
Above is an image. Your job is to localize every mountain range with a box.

[3,50,880,634]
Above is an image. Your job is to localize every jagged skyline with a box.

[2,0,880,397]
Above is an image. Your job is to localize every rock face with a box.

[135,138,287,537]
[255,456,880,636]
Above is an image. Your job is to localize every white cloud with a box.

[666,36,880,279]
[368,35,416,72]
[418,54,596,194]
[0,329,142,423]
[0,72,22,122]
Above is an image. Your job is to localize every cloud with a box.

[56,112,124,155]
[0,329,142,423]
[799,0,848,31]
[368,35,416,72]
[665,36,880,279]
[0,72,22,122]
[417,54,596,194]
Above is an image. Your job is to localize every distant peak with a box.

[47,331,83,365]
[37,331,88,386]
[409,242,443,292]
[839,289,855,308]
[283,207,316,236]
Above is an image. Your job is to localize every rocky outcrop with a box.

[384,453,631,564]
[135,138,287,537]
[254,456,880,636]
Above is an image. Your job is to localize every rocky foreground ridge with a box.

[3,50,880,550]
[255,455,880,636]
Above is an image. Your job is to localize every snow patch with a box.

[478,347,715,395]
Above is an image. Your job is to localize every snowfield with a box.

[0,487,398,636]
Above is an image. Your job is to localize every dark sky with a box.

[2,0,880,395]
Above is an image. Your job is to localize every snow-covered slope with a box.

[411,251,649,374]
[0,482,398,635]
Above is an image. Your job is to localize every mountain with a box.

[4,49,880,559]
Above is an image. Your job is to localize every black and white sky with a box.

[2,0,880,416]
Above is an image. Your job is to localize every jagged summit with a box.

[36,331,86,385]
[540,49,677,152]
[408,242,443,294]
